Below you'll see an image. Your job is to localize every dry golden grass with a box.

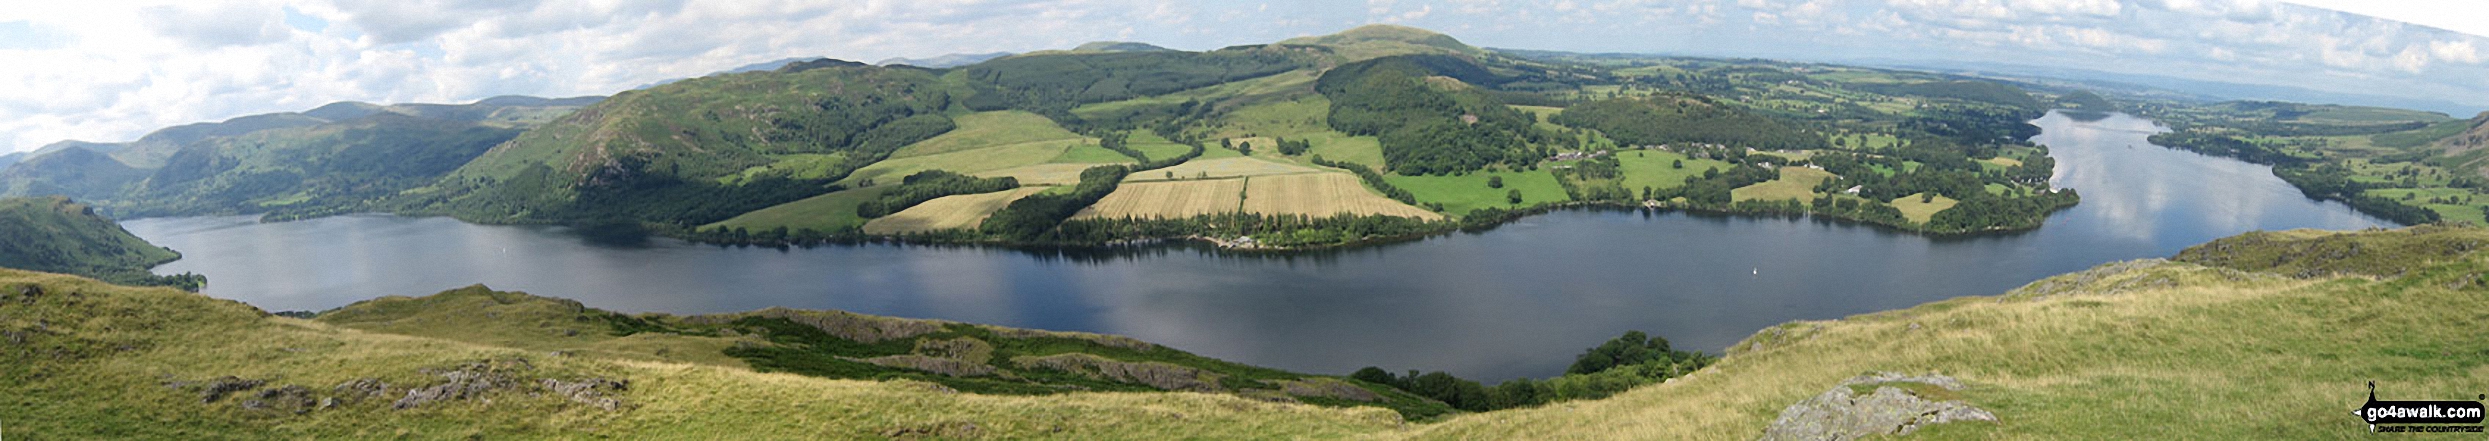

[863,187,1051,234]
[1074,179,1246,220]
[1730,166,1836,202]
[0,269,1411,439]
[1891,192,1960,224]
[1242,173,1443,220]
[1130,157,1320,182]
[1984,157,2024,167]
[1403,249,2489,440]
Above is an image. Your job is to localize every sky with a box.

[0,0,2483,155]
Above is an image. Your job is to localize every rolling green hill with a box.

[0,146,149,203]
[123,113,525,220]
[412,60,956,226]
[0,97,600,220]
[0,196,199,289]
[1275,24,1484,61]
[0,269,1437,438]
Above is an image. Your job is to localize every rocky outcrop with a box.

[1012,353,1222,392]
[984,326,1159,352]
[541,378,629,411]
[913,337,995,364]
[394,358,531,410]
[196,376,266,403]
[1760,372,1996,440]
[1276,378,1382,402]
[860,354,998,378]
[243,385,316,414]
[701,308,945,343]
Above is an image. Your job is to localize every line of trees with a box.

[1551,95,1826,151]
[2275,164,2441,225]
[979,166,1130,240]
[1310,155,1418,206]
[1349,331,1712,413]
[1053,212,1444,248]
[857,170,1020,218]
[2147,131,2305,165]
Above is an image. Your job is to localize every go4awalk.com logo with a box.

[2356,381,2486,433]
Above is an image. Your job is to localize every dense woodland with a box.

[1351,331,1711,412]
[960,48,1311,122]
[1317,55,1557,175]
[1551,95,1825,151]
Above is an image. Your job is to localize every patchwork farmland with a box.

[1242,173,1443,220]
[863,187,1053,234]
[1074,179,1247,220]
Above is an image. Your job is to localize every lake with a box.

[124,111,2387,382]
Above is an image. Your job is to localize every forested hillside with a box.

[0,196,200,289]
[413,60,956,226]
[1317,55,1557,175]
[0,97,598,220]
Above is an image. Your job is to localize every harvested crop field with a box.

[1129,157,1319,182]
[1073,179,1246,220]
[1242,173,1442,220]
[1731,166,1835,202]
[863,187,1051,234]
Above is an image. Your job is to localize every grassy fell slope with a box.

[10,224,2489,438]
[1413,225,2489,439]
[423,60,953,225]
[1276,24,1483,61]
[0,271,1415,439]
[0,196,191,288]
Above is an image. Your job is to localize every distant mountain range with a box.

[1859,59,2484,118]
[0,95,601,220]
[875,52,1013,68]
[631,57,828,90]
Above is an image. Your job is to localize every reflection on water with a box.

[125,112,2386,382]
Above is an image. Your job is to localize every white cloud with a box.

[2388,45,2430,73]
[142,2,292,48]
[2015,0,2122,17]
[2432,39,2482,64]
[0,0,2483,155]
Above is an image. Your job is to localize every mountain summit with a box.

[1279,24,1481,59]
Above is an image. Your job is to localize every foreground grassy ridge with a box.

[15,226,2489,438]
[0,270,1410,439]
[1409,226,2489,439]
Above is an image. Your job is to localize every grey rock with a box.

[333,378,390,399]
[393,360,526,410]
[1760,372,1997,440]
[199,376,265,403]
[541,378,629,411]
[253,385,316,413]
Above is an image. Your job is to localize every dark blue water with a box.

[123,112,2386,381]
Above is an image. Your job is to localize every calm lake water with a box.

[125,112,2386,381]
